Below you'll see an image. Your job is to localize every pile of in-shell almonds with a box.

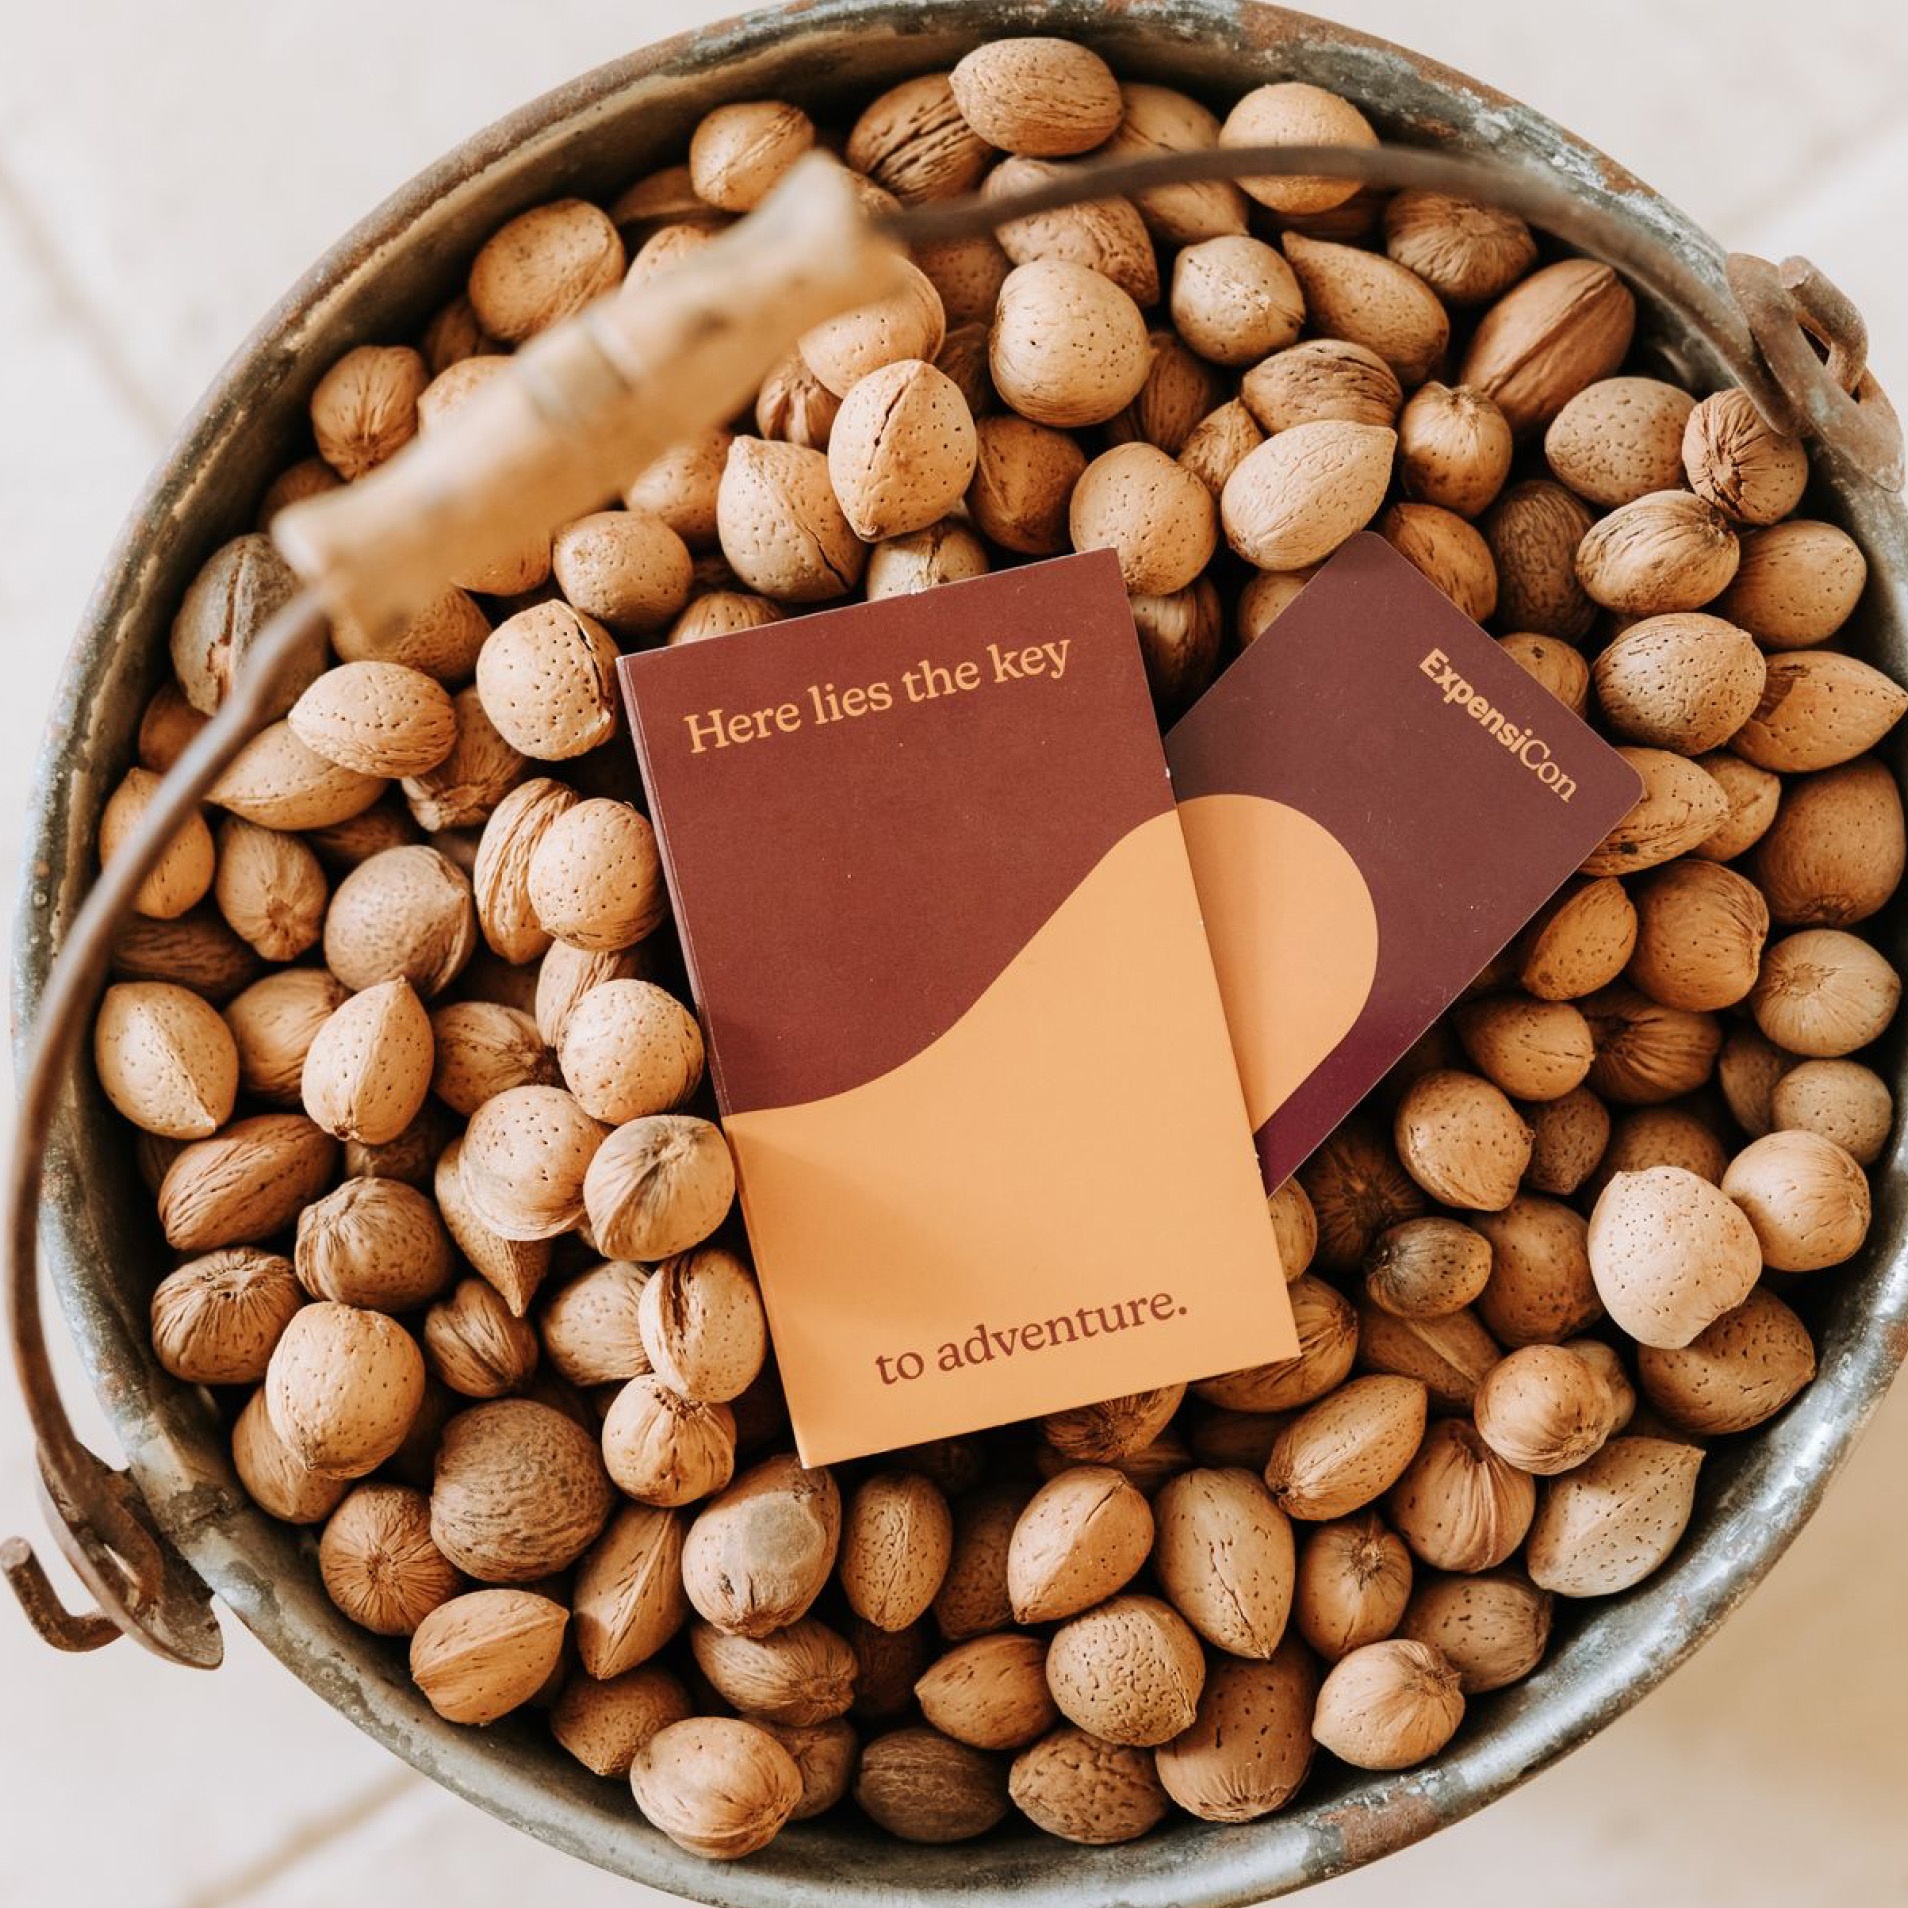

[93,35,1904,1862]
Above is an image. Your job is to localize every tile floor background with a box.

[4,3,1908,1903]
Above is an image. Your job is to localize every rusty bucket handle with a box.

[9,140,1898,1668]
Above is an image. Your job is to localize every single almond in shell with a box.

[572,1501,691,1678]
[1582,748,1729,877]
[1045,1593,1206,1748]
[552,1665,693,1779]
[1576,490,1741,615]
[1543,376,1694,507]
[295,1174,452,1311]
[949,37,1123,156]
[95,980,238,1139]
[1587,1165,1762,1348]
[411,1586,569,1724]
[631,1716,803,1861]
[1280,232,1450,387]
[585,1114,736,1262]
[1008,1727,1169,1845]
[458,1084,605,1242]
[1399,1569,1552,1693]
[301,978,434,1145]
[99,768,216,920]
[1264,1376,1429,1523]
[1153,1465,1296,1656]
[1221,421,1396,570]
[852,1726,1010,1846]
[1524,1435,1704,1597]
[158,1113,338,1251]
[1458,258,1636,434]
[915,1633,1057,1752]
[1386,1418,1536,1573]
[212,816,327,962]
[265,1299,426,1480]
[322,845,477,997]
[289,662,457,779]
[1311,1637,1463,1770]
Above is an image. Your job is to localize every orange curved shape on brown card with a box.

[723,812,1295,1467]
[1177,793,1380,1132]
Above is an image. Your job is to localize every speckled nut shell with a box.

[467,199,625,343]
[321,844,478,997]
[1068,443,1216,595]
[559,979,705,1124]
[525,798,668,953]
[1397,382,1513,519]
[1221,421,1396,571]
[401,688,526,834]
[94,981,239,1140]
[1591,612,1766,755]
[301,978,435,1146]
[989,259,1151,429]
[799,259,947,398]
[625,429,733,550]
[1218,82,1378,214]
[828,359,979,542]
[1044,1593,1206,1747]
[474,602,621,762]
[1382,190,1537,306]
[1280,232,1451,388]
[458,1084,606,1242]
[1715,518,1868,648]
[100,767,216,920]
[1682,387,1810,525]
[717,437,867,602]
[552,511,694,639]
[472,777,580,965]
[265,1299,426,1480]
[966,414,1088,554]
[949,38,1124,157]
[688,101,816,211]
[1543,377,1695,508]
[1169,235,1305,367]
[330,585,493,684]
[983,157,1160,307]
[1721,1129,1871,1272]
[846,74,994,205]
[1587,1165,1762,1347]
[1576,490,1741,615]
[585,1114,737,1262]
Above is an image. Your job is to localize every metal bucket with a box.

[14,2,1907,1902]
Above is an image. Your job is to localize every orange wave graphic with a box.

[1177,794,1380,1132]
[724,812,1294,1466]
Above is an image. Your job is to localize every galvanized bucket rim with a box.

[15,3,1908,1903]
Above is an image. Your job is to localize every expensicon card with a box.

[620,551,1294,1466]
[1166,532,1645,1193]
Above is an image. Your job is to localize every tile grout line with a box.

[0,150,176,447]
[175,1766,426,1908]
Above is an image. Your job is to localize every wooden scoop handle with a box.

[273,153,907,634]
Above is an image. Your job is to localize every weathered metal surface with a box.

[11,2,1907,1902]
